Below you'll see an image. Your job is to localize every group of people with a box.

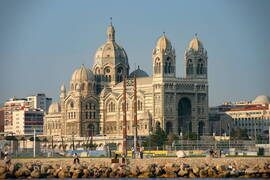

[209,149,221,158]
[131,146,144,159]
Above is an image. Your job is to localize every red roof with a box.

[226,106,268,112]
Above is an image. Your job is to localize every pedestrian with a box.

[0,151,4,160]
[131,147,135,159]
[4,152,11,167]
[139,146,144,159]
[209,149,214,158]
[73,153,80,164]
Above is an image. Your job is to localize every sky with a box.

[0,0,270,106]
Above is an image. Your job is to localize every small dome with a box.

[253,95,270,104]
[188,37,204,51]
[130,66,149,78]
[48,103,61,114]
[71,65,94,82]
[156,35,172,51]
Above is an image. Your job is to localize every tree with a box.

[230,128,249,140]
[142,126,167,149]
[167,133,179,146]
[182,132,198,140]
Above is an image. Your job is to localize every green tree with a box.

[142,126,167,149]
[182,132,198,140]
[167,133,179,146]
[230,128,249,140]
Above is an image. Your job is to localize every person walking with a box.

[4,152,11,167]
[73,153,80,164]
[139,146,144,159]
[131,147,135,159]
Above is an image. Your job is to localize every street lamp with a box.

[72,132,75,151]
[33,128,36,158]
[179,132,183,150]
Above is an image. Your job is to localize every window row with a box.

[107,100,143,112]
[85,112,96,119]
[105,124,148,132]
[68,112,76,119]
[71,83,94,91]
[85,103,96,110]
[45,122,61,129]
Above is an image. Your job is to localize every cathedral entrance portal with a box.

[178,98,192,134]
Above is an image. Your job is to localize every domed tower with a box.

[93,22,129,93]
[152,33,176,78]
[70,65,96,96]
[185,35,208,79]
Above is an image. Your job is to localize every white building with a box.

[27,93,52,112]
[4,98,28,134]
[4,94,51,134]
[12,109,44,135]
[225,95,270,139]
[210,95,270,139]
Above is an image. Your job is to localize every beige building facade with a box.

[44,23,209,139]
[224,95,270,139]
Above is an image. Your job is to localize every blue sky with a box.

[0,0,269,106]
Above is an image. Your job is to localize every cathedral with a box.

[44,23,209,139]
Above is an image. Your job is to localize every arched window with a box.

[81,83,84,90]
[107,101,115,112]
[137,100,143,111]
[165,62,168,73]
[155,58,161,74]
[70,101,74,109]
[108,75,111,82]
[117,67,124,82]
[165,57,172,74]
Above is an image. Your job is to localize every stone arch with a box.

[178,97,192,134]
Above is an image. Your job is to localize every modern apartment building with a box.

[13,109,44,135]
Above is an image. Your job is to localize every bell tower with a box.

[152,33,176,79]
[185,34,208,79]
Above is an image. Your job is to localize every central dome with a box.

[94,24,128,66]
